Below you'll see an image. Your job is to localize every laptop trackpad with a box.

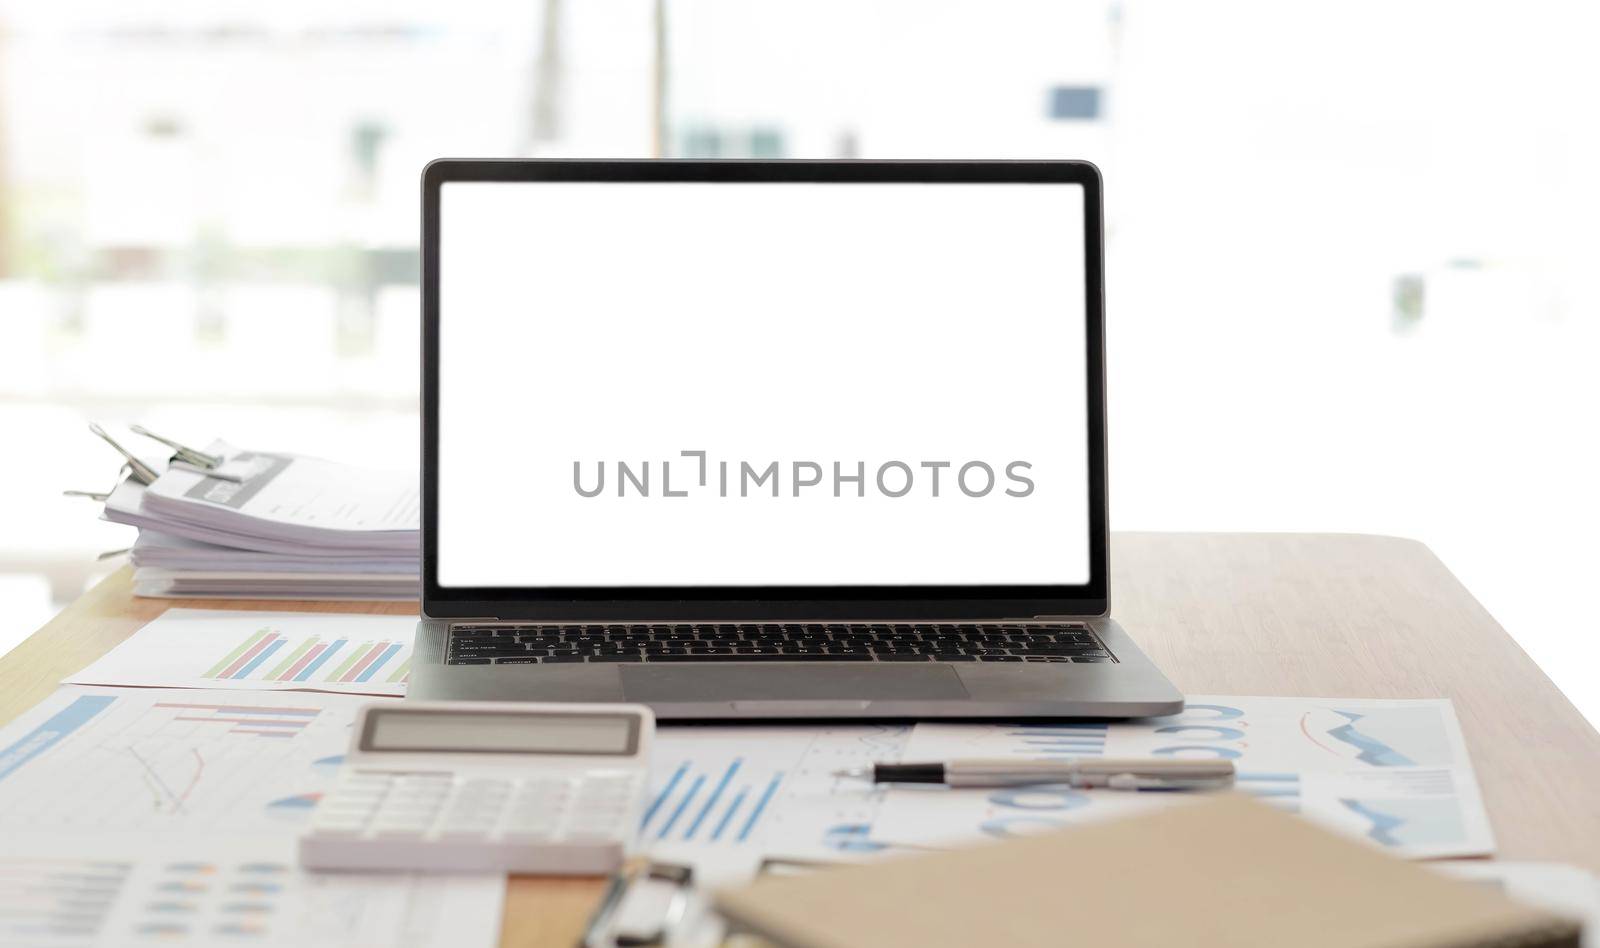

[619,664,969,702]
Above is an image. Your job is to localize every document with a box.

[642,724,917,883]
[63,610,417,697]
[142,450,419,544]
[0,685,503,947]
[0,686,390,835]
[102,445,419,557]
[870,696,1496,859]
[0,835,502,948]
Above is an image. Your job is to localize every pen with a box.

[835,757,1235,791]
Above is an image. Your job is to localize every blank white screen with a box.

[437,181,1090,587]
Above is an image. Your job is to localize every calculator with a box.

[299,701,654,874]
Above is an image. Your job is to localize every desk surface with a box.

[3,532,1598,947]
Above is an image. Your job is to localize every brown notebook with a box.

[715,794,1581,948]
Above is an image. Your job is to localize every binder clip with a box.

[130,424,223,471]
[87,424,161,486]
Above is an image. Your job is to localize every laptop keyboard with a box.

[444,623,1114,665]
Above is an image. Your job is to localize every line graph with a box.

[129,746,206,814]
[0,687,369,836]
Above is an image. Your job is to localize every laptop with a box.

[409,159,1183,720]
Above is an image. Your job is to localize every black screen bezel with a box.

[422,159,1109,620]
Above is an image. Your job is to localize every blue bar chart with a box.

[642,758,786,844]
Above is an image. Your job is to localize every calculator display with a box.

[361,709,638,755]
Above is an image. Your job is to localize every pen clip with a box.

[1104,773,1235,792]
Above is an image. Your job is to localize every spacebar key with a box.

[645,654,872,662]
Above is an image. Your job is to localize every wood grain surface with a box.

[2,533,1596,947]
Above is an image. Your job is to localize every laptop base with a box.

[409,618,1183,720]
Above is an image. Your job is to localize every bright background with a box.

[1,0,1595,722]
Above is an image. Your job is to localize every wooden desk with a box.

[3,533,1598,946]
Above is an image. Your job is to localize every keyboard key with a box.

[931,654,977,662]
[877,654,929,662]
[977,655,1023,662]
[542,655,587,663]
[1021,646,1107,657]
[1072,656,1113,663]
[590,655,642,662]
[646,653,872,663]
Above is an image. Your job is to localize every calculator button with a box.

[318,810,376,826]
[373,808,429,820]
[384,791,443,803]
[373,811,432,824]
[441,810,497,824]
[505,817,559,834]
[456,790,510,805]
[581,788,632,803]
[313,810,371,826]
[309,823,367,837]
[388,794,446,808]
[330,788,387,803]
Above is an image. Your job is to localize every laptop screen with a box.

[435,179,1091,590]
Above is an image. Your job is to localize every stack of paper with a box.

[101,444,419,600]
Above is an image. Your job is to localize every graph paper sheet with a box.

[871,696,1496,860]
[0,685,502,948]
[64,609,416,697]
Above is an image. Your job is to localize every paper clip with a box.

[87,424,161,485]
[130,424,223,470]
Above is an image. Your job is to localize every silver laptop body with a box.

[410,159,1183,720]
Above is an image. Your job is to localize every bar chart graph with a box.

[642,725,914,874]
[642,758,786,844]
[204,630,409,686]
[66,610,416,696]
[154,700,323,737]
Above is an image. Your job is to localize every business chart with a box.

[642,724,912,882]
[65,609,416,696]
[0,836,502,948]
[0,685,377,837]
[871,696,1495,860]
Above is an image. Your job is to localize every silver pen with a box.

[835,757,1235,791]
